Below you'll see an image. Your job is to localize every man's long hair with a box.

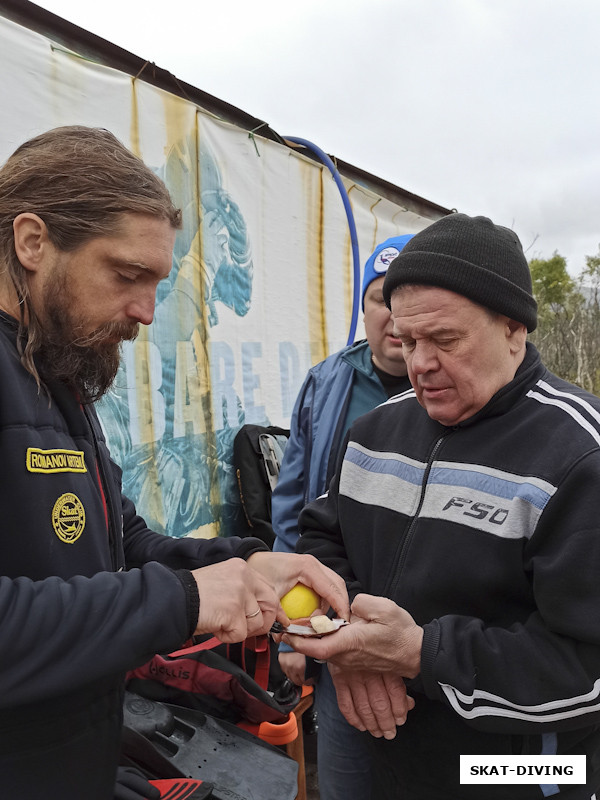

[0,125,182,386]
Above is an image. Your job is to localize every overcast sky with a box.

[33,0,600,276]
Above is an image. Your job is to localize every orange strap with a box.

[168,635,271,691]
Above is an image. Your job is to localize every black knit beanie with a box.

[382,213,537,332]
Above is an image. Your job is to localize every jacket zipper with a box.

[83,405,119,571]
[386,431,452,599]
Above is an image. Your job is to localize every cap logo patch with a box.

[52,493,86,544]
[373,246,400,273]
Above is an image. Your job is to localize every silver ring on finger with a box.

[246,608,261,619]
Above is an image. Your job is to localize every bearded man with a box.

[0,126,348,800]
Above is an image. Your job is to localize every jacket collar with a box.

[0,309,18,336]
[341,339,373,377]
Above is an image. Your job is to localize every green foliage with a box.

[529,247,600,396]
[529,252,575,310]
[581,251,600,297]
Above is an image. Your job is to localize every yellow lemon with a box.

[280,583,320,620]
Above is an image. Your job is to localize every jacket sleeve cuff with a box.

[419,619,444,701]
[234,537,271,561]
[173,569,200,640]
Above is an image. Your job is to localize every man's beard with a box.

[35,280,139,404]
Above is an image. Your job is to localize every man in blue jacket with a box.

[272,234,413,800]
[288,214,600,799]
[0,125,348,800]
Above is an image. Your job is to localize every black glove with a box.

[114,767,160,800]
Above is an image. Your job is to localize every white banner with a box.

[0,13,436,537]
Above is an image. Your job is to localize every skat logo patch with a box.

[27,447,87,474]
[52,493,86,544]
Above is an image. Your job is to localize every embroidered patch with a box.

[27,447,87,474]
[373,246,400,273]
[52,493,86,544]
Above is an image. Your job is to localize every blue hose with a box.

[284,136,360,346]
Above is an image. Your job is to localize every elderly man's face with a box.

[391,285,525,426]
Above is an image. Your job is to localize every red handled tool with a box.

[149,778,214,799]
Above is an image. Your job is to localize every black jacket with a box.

[298,344,600,799]
[0,311,265,798]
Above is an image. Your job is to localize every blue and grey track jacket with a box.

[298,343,600,799]
[0,311,265,799]
[272,339,410,554]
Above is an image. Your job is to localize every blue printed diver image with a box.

[0,125,349,800]
[98,133,257,539]
[286,214,600,799]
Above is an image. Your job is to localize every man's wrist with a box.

[404,625,424,679]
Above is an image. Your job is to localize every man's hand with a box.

[283,593,423,678]
[329,663,414,739]
[190,558,280,642]
[246,551,350,624]
[279,651,311,687]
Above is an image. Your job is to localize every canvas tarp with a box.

[0,12,440,537]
